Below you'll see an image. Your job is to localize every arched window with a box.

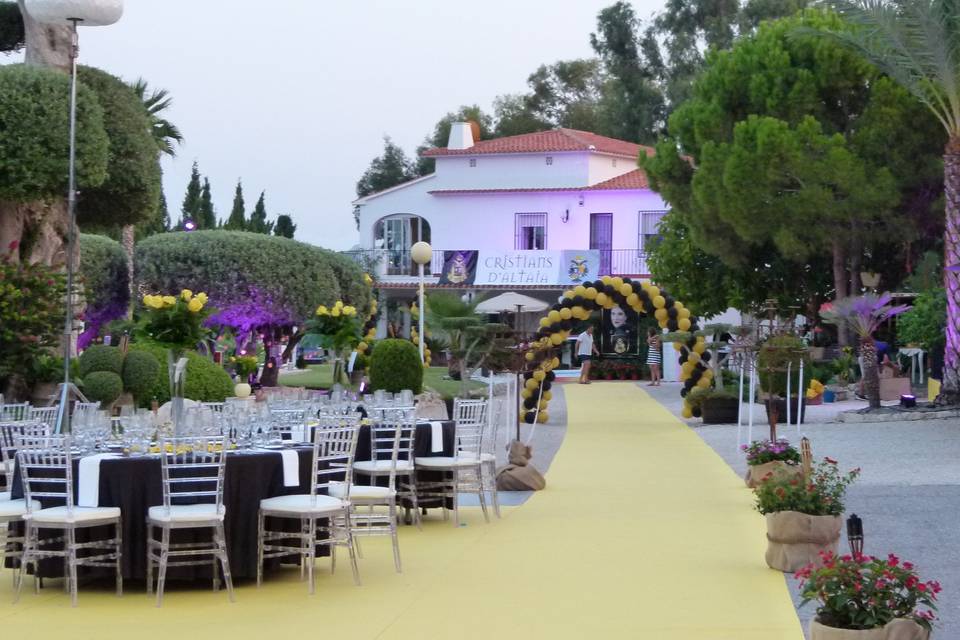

[373,214,431,275]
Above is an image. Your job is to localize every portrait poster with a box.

[600,303,641,357]
[438,250,477,285]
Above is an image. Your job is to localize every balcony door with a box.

[590,213,613,275]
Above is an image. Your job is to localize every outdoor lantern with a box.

[847,514,864,557]
[900,394,917,408]
[410,241,432,266]
[410,241,432,364]
[183,218,197,231]
[24,0,123,26]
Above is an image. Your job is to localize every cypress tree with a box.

[198,177,216,229]
[179,161,202,228]
[248,191,273,234]
[224,179,246,230]
[274,214,296,238]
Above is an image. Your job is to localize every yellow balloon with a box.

[536,412,549,424]
[595,292,608,306]
[563,289,575,299]
[681,361,694,374]
[681,404,693,419]
[584,287,598,300]
[521,388,532,399]
[560,307,572,320]
[551,357,560,369]
[626,293,639,307]
[574,285,587,297]
[679,308,691,319]
[702,368,714,379]
[533,370,546,382]
[619,283,633,297]
[648,285,660,298]
[601,276,612,285]
[654,308,668,321]
[674,301,684,309]
[693,341,706,354]
[357,342,368,352]
[611,277,624,289]
[572,306,585,320]
[658,319,668,328]
[548,310,561,323]
[673,341,684,351]
[525,378,539,390]
[653,295,666,309]
[412,336,419,345]
[525,351,535,361]
[697,376,711,388]
[539,317,550,328]
[640,280,651,290]
[678,318,692,331]
[688,351,701,364]
[542,390,552,402]
[538,400,548,410]
[550,333,564,346]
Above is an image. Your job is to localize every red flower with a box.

[887,553,899,568]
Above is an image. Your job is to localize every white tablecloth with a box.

[77,453,121,507]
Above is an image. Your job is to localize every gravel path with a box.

[643,381,959,639]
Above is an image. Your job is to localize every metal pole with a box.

[747,354,755,445]
[797,358,805,432]
[786,361,792,428]
[55,19,82,435]
[418,262,425,363]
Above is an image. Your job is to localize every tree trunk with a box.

[941,141,960,403]
[18,0,72,71]
[122,224,135,317]
[861,338,881,410]
[849,234,862,295]
[831,239,849,346]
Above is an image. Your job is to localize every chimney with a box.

[447,121,475,150]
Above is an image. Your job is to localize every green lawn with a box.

[279,364,485,399]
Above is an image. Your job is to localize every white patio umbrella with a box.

[474,292,549,314]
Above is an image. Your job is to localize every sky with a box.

[13,0,665,250]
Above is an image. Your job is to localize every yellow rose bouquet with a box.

[305,300,362,385]
[138,289,213,350]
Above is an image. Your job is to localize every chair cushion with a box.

[259,493,347,514]
[328,481,395,500]
[147,504,225,524]
[415,456,481,469]
[352,459,414,474]
[0,498,28,518]
[27,505,120,524]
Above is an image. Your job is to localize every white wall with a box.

[434,152,590,190]
[588,154,634,184]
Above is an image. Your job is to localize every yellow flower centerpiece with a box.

[306,300,362,386]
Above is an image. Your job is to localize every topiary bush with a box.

[78,344,124,377]
[369,339,422,394]
[129,342,233,407]
[757,334,811,397]
[122,349,161,402]
[82,370,123,406]
[78,233,129,348]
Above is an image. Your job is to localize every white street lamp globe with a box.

[24,0,123,26]
[411,241,433,266]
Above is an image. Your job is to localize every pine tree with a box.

[248,191,273,234]
[274,214,297,239]
[198,177,216,229]
[137,189,170,239]
[223,179,246,230]
[179,161,202,228]
[159,190,170,231]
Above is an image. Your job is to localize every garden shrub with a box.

[78,233,129,348]
[757,334,811,396]
[129,342,233,407]
[369,339,422,394]
[135,231,372,335]
[122,349,161,402]
[78,344,124,377]
[0,258,65,385]
[82,370,123,405]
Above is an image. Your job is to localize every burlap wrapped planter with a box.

[809,619,929,640]
[744,461,804,488]
[765,511,841,572]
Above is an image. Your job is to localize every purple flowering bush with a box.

[742,438,801,466]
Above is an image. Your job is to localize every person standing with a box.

[646,328,662,386]
[576,326,598,384]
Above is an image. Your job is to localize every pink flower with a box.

[887,554,899,568]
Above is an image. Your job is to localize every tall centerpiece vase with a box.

[167,348,189,436]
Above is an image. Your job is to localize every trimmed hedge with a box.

[122,349,161,402]
[369,339,422,394]
[129,342,233,407]
[82,370,123,405]
[134,231,372,334]
[78,344,124,377]
[78,233,129,347]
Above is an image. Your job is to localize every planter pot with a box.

[809,618,929,640]
[807,393,823,406]
[234,382,252,398]
[744,460,804,488]
[765,397,806,425]
[30,382,58,405]
[701,397,740,424]
[823,389,836,403]
[765,511,841,572]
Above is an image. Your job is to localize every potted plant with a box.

[758,334,810,426]
[28,354,66,405]
[827,347,857,401]
[742,438,803,488]
[230,354,259,398]
[699,389,740,424]
[806,379,826,405]
[755,459,860,572]
[797,552,939,639]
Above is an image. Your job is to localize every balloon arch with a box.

[521,275,712,423]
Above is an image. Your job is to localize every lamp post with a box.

[847,513,864,557]
[410,241,432,364]
[23,0,123,433]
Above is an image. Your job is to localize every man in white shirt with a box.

[575,325,598,384]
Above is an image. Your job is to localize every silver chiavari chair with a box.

[267,408,308,442]
[414,398,490,526]
[353,407,421,530]
[481,400,503,519]
[15,434,123,606]
[257,423,361,594]
[146,435,233,606]
[329,412,406,572]
[28,406,59,428]
[0,422,49,583]
[0,402,31,423]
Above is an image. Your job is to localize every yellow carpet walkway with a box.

[0,383,803,639]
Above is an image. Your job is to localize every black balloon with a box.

[560,320,572,331]
[667,319,679,331]
[573,296,586,306]
[679,352,688,364]
[523,371,534,380]
[667,307,678,318]
[542,381,552,392]
[560,297,574,308]
[701,351,712,363]
[524,411,536,424]
[692,406,702,418]
[545,371,556,381]
[680,387,688,397]
[690,368,702,382]
[523,397,537,410]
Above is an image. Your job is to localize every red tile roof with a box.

[422,128,653,159]
[427,169,650,195]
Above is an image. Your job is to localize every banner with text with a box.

[438,250,478,285]
[471,250,601,286]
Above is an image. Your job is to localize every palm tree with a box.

[819,0,960,402]
[126,79,183,313]
[820,293,910,408]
